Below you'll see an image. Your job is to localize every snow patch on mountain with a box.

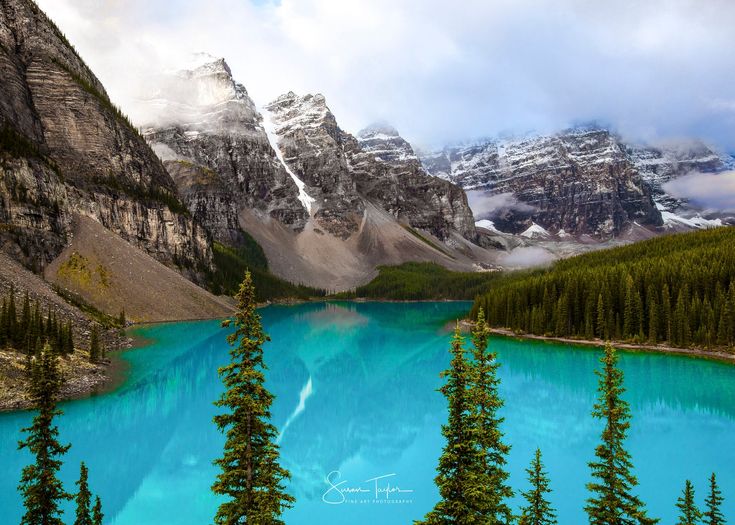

[260,107,316,214]
[660,211,722,229]
[521,222,551,239]
[475,219,502,234]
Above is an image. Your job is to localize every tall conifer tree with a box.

[419,325,476,524]
[585,344,657,525]
[17,343,71,525]
[518,449,557,525]
[89,326,101,364]
[704,473,726,525]
[212,271,293,524]
[74,462,93,525]
[92,496,103,525]
[469,308,512,523]
[676,480,701,525]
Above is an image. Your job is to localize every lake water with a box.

[1,301,734,524]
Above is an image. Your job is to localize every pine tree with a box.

[17,343,71,525]
[420,325,476,524]
[92,496,103,525]
[212,271,294,524]
[468,308,513,523]
[676,480,701,525]
[118,309,126,328]
[7,286,17,344]
[648,296,658,344]
[596,293,607,339]
[703,473,726,525]
[585,344,657,525]
[519,449,557,525]
[89,326,101,364]
[74,462,93,525]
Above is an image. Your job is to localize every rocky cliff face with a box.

[262,96,476,241]
[142,56,308,246]
[626,140,734,209]
[420,127,667,237]
[262,92,364,239]
[0,0,211,275]
[145,57,477,246]
[142,57,483,288]
[348,123,476,241]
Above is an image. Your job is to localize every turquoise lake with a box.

[1,301,735,524]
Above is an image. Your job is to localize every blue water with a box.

[1,301,734,524]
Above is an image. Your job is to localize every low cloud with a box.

[467,191,535,219]
[662,171,735,211]
[498,246,556,269]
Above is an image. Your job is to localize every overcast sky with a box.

[36,0,735,150]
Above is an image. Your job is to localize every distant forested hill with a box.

[472,227,735,349]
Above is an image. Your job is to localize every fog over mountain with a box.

[36,0,735,151]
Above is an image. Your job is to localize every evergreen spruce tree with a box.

[212,271,294,525]
[92,496,103,525]
[518,449,557,525]
[596,293,607,339]
[419,325,476,524]
[17,343,71,525]
[468,308,513,523]
[676,480,701,525]
[7,286,17,344]
[89,326,101,364]
[703,473,725,525]
[585,343,657,525]
[74,462,93,525]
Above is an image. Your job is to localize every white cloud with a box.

[498,246,556,269]
[467,191,535,218]
[35,0,735,148]
[663,171,735,211]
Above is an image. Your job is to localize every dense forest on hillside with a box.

[472,228,735,349]
[336,262,500,300]
[0,288,74,355]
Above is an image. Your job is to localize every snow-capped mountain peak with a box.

[356,122,418,164]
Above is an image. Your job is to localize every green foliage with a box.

[519,449,557,525]
[73,463,93,525]
[0,124,41,160]
[704,473,726,525]
[92,497,103,525]
[88,326,102,364]
[468,308,513,522]
[419,309,512,524]
[52,285,122,329]
[208,238,325,301]
[585,344,657,525]
[472,228,735,349]
[337,262,500,300]
[676,480,702,525]
[212,272,294,524]
[0,287,76,356]
[17,344,71,525]
[419,327,477,524]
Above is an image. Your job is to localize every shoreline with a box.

[15,300,730,412]
[485,326,735,364]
